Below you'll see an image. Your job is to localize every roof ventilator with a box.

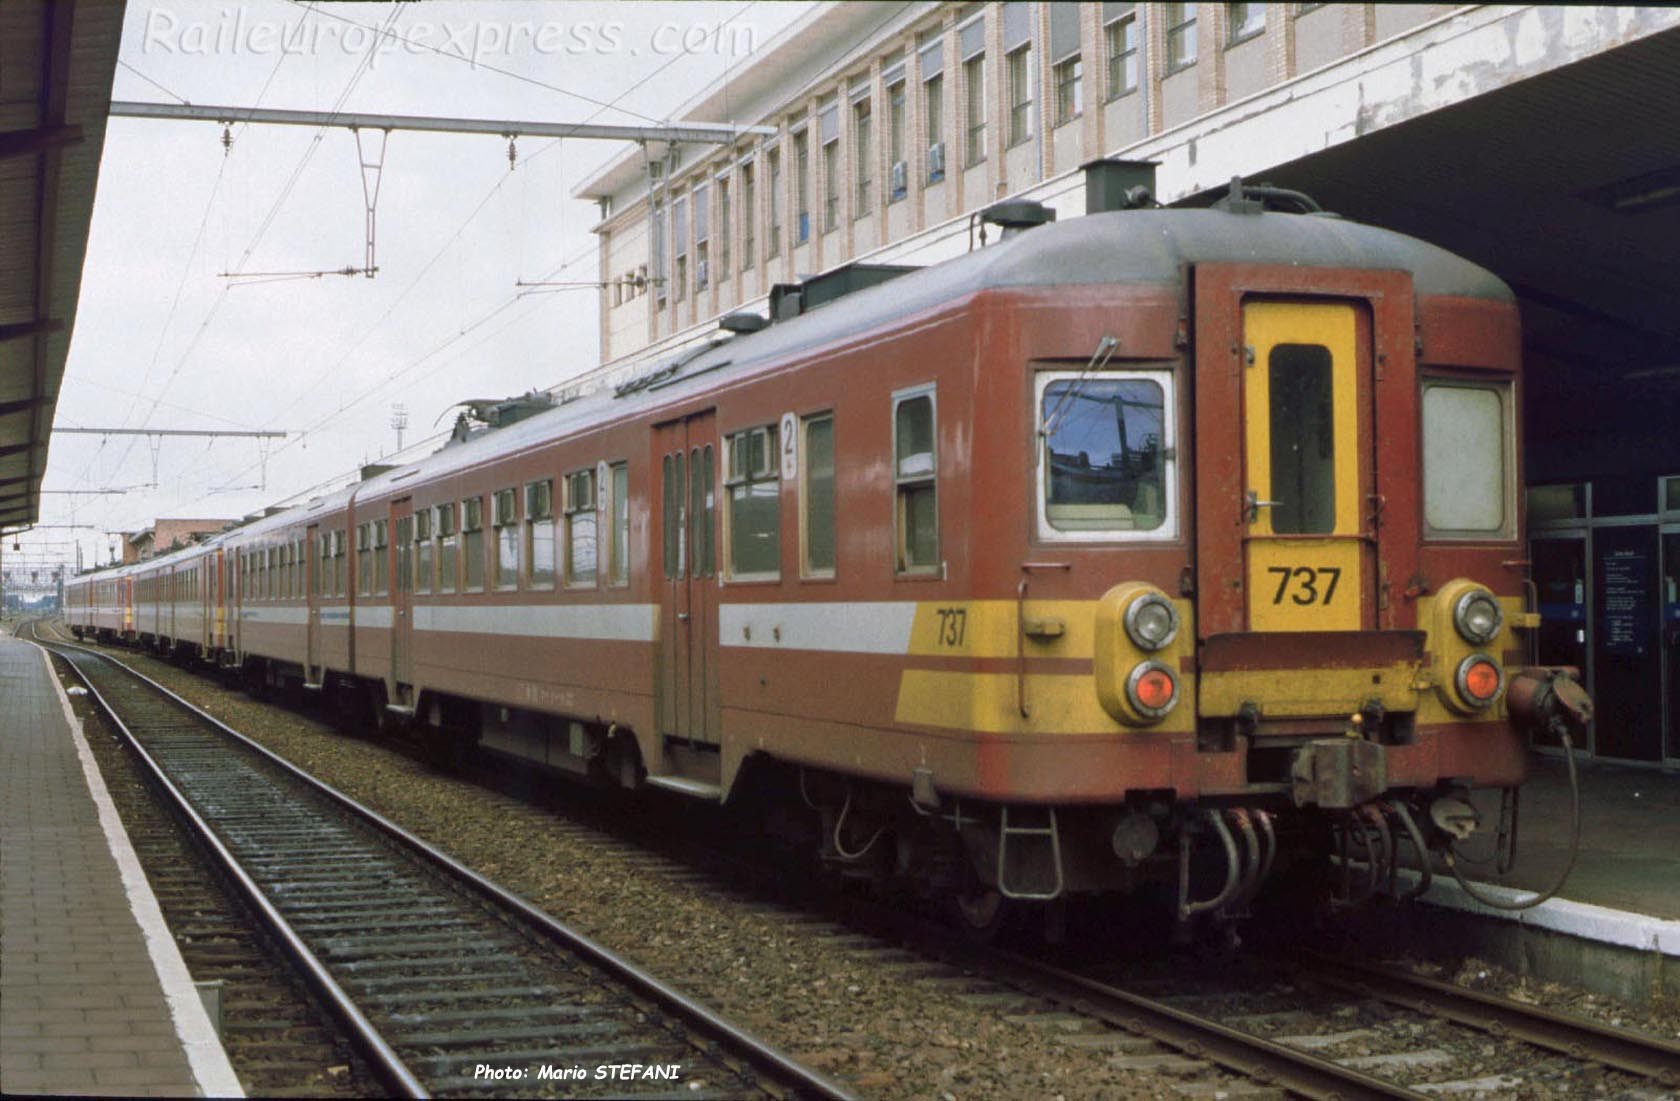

[981,198,1057,239]
[719,311,769,334]
[1215,176,1324,216]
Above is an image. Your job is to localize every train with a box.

[65,168,1589,935]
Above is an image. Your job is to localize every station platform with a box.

[0,634,242,1097]
[1372,751,1680,1004]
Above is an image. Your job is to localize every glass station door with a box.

[1664,525,1679,765]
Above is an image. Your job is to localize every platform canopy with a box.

[1219,25,1680,481]
[0,0,123,532]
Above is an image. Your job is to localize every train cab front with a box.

[1152,284,1589,924]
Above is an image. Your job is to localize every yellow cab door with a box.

[1241,301,1370,632]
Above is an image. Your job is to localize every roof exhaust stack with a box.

[1083,158,1159,214]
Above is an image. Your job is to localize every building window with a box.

[462,496,485,591]
[801,413,836,578]
[924,71,945,182]
[435,504,456,594]
[963,54,986,167]
[693,183,710,291]
[794,130,810,244]
[1165,2,1196,71]
[853,96,873,218]
[888,80,907,200]
[526,479,555,590]
[493,488,519,590]
[1055,57,1082,125]
[768,147,783,254]
[414,509,432,594]
[1007,46,1033,147]
[609,462,630,585]
[717,177,731,273]
[651,199,666,306]
[725,424,780,580]
[739,162,755,271]
[1421,381,1513,538]
[1227,2,1266,44]
[565,469,598,586]
[820,100,840,232]
[672,196,688,301]
[1105,5,1138,99]
[894,388,939,573]
[1037,371,1175,539]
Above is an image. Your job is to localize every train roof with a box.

[170,205,1516,530]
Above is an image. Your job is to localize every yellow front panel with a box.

[1242,301,1364,632]
[1245,539,1363,632]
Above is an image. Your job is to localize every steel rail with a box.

[951,944,1427,1101]
[36,635,855,1101]
[38,636,426,1098]
[1299,953,1680,1087]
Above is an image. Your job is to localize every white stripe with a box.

[32,645,246,1098]
[719,601,917,654]
[352,606,393,629]
[237,606,310,625]
[1399,868,1680,956]
[414,602,656,642]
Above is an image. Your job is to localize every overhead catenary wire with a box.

[78,2,767,539]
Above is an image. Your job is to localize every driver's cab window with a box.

[1035,369,1176,541]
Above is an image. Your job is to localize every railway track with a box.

[40,624,1680,1100]
[31,629,853,1100]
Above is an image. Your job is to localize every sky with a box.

[14,0,811,584]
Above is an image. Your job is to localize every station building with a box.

[574,2,1679,769]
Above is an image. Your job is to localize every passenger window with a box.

[609,462,630,586]
[1039,374,1171,535]
[413,511,432,594]
[525,480,555,590]
[493,488,519,589]
[662,454,680,580]
[1268,344,1336,534]
[435,505,458,594]
[802,413,836,577]
[893,390,938,573]
[462,497,485,591]
[394,518,412,595]
[1422,381,1512,537]
[691,446,714,578]
[373,520,389,596]
[565,470,598,586]
[725,425,780,579]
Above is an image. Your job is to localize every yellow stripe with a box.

[894,669,1197,735]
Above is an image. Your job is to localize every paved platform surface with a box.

[0,634,241,1097]
[1418,752,1680,953]
[1488,753,1680,921]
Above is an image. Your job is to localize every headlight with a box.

[1453,589,1503,645]
[1123,593,1179,652]
[1125,661,1179,718]
[1455,654,1504,709]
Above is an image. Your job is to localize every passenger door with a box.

[306,524,321,683]
[655,411,720,744]
[391,500,414,689]
[1238,300,1372,632]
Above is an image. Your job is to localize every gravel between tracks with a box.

[81,642,1680,1100]
[89,650,1244,1101]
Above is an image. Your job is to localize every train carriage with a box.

[71,179,1588,930]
